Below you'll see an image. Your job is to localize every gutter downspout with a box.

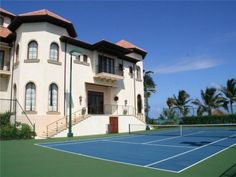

[133,63,136,116]
[10,41,16,113]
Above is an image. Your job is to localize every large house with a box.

[0,8,147,138]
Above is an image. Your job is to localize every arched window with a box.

[49,43,59,61]
[136,66,141,80]
[48,83,58,112]
[28,41,38,60]
[25,82,36,111]
[16,44,19,62]
[137,94,142,114]
[0,17,4,26]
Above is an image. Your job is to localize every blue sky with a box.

[2,1,236,118]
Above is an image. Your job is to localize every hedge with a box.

[0,112,35,140]
[181,114,236,124]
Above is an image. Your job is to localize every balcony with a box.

[0,66,11,77]
[94,65,124,81]
[88,104,135,116]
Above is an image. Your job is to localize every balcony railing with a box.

[104,104,135,115]
[96,65,123,76]
[0,65,11,76]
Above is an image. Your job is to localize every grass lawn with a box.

[1,135,235,177]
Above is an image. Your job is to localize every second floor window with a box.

[0,17,3,26]
[83,55,88,63]
[28,41,38,60]
[16,44,19,62]
[0,50,4,70]
[98,55,115,74]
[50,43,59,61]
[136,66,141,80]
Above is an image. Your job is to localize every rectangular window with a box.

[129,66,133,74]
[76,55,81,61]
[98,55,115,74]
[83,55,88,63]
[0,50,4,70]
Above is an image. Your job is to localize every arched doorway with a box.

[137,94,142,114]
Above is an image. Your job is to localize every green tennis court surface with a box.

[1,132,236,177]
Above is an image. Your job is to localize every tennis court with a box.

[37,124,236,173]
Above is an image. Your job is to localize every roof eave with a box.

[8,15,77,38]
[0,11,15,20]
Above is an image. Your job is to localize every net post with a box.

[128,124,130,134]
[180,125,183,136]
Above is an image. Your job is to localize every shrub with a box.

[0,112,11,126]
[0,112,35,140]
[0,124,17,140]
[19,123,33,139]
[181,114,236,124]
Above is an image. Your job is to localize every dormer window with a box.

[0,17,3,26]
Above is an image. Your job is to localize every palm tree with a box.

[221,78,236,114]
[192,87,225,116]
[166,97,175,109]
[143,70,156,121]
[172,90,192,117]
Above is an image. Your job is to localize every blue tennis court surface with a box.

[37,126,236,173]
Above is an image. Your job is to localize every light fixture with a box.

[67,49,82,138]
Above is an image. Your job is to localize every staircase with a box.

[40,106,146,138]
[40,109,90,138]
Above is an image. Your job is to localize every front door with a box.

[88,91,104,114]
[109,117,118,133]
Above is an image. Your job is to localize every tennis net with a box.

[128,123,236,138]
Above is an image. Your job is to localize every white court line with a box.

[103,139,194,149]
[142,131,206,145]
[37,134,142,145]
[144,134,236,167]
[177,142,236,173]
[36,134,146,147]
[35,143,179,174]
[35,134,236,174]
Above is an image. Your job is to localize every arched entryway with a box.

[137,94,142,114]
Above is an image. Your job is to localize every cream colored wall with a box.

[11,22,70,132]
[54,115,146,137]
[64,44,94,115]
[5,21,146,137]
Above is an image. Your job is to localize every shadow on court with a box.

[220,163,236,177]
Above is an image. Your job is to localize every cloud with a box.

[155,56,222,75]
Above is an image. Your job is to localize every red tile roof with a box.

[0,8,16,18]
[20,9,71,23]
[0,26,12,38]
[116,40,146,52]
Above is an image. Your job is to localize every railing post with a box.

[14,99,17,126]
[47,126,48,138]
[56,122,58,132]
[33,124,35,139]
